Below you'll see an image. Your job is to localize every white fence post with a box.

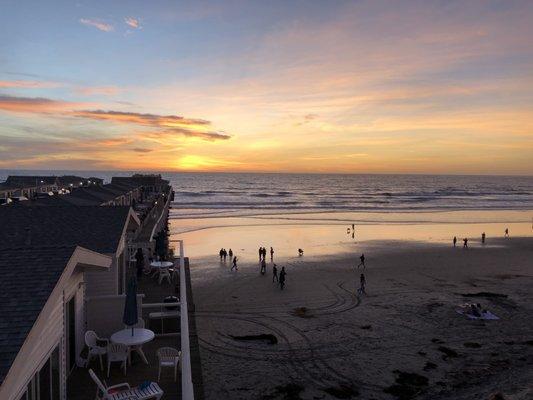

[178,240,194,400]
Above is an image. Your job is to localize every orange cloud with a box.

[0,94,80,113]
[79,18,114,32]
[0,80,61,89]
[71,109,209,127]
[125,17,141,29]
[76,86,120,96]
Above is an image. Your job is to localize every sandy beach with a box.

[188,233,533,399]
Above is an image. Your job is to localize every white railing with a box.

[176,240,194,400]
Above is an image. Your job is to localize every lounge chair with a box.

[89,369,164,400]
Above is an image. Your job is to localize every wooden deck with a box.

[67,336,181,399]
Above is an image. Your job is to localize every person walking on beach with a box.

[222,249,227,262]
[453,236,457,247]
[481,232,486,244]
[260,259,266,275]
[228,248,233,259]
[357,253,366,268]
[262,247,267,261]
[259,247,263,261]
[231,256,238,271]
[505,228,509,238]
[463,238,468,248]
[359,273,366,294]
[219,248,224,261]
[272,264,278,282]
[298,248,304,256]
[270,247,274,262]
[279,267,286,290]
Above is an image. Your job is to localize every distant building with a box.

[111,174,169,194]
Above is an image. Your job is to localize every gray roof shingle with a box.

[0,245,77,384]
[0,206,132,254]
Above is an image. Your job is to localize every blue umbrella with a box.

[123,276,138,336]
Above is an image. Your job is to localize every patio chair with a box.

[156,347,181,382]
[158,267,171,285]
[85,331,108,371]
[107,343,128,377]
[89,369,164,400]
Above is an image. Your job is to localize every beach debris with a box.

[437,346,460,360]
[230,334,278,345]
[292,307,315,319]
[383,370,428,399]
[322,384,359,398]
[462,292,507,298]
[262,383,304,399]
[464,342,482,348]
[423,361,437,371]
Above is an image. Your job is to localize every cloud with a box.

[133,147,153,153]
[147,128,231,141]
[76,86,120,96]
[71,109,210,127]
[0,94,81,113]
[125,17,141,29]
[0,80,61,89]
[79,18,114,32]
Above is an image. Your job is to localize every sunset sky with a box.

[0,0,532,174]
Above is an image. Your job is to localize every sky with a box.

[0,0,532,174]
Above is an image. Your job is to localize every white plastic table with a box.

[150,261,173,269]
[111,328,155,364]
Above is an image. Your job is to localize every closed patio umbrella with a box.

[123,276,138,336]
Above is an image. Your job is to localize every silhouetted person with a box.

[359,273,366,294]
[259,247,263,261]
[260,259,266,275]
[231,256,238,271]
[272,264,278,282]
[279,267,286,290]
[298,248,304,256]
[135,248,144,278]
[481,232,486,244]
[219,248,224,261]
[463,238,468,248]
[352,224,355,231]
[262,247,267,260]
[228,248,233,259]
[453,236,457,247]
[270,247,274,261]
[222,248,227,262]
[357,253,366,268]
[504,228,509,238]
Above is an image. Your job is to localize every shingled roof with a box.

[0,206,133,254]
[0,245,77,384]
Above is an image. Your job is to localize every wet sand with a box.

[190,237,533,399]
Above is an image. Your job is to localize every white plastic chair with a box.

[156,347,181,382]
[158,267,171,285]
[89,369,164,400]
[106,343,128,377]
[85,331,108,371]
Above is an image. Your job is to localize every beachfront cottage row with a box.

[0,207,140,400]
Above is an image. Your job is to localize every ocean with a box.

[1,171,532,217]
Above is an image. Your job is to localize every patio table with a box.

[111,328,155,364]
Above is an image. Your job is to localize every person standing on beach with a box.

[228,248,233,259]
[357,253,366,268]
[453,236,457,247]
[270,247,274,262]
[231,256,238,271]
[505,228,509,238]
[481,232,486,244]
[263,247,267,261]
[260,259,266,275]
[463,238,468,248]
[272,264,278,282]
[259,247,263,261]
[279,267,286,290]
[223,249,227,262]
